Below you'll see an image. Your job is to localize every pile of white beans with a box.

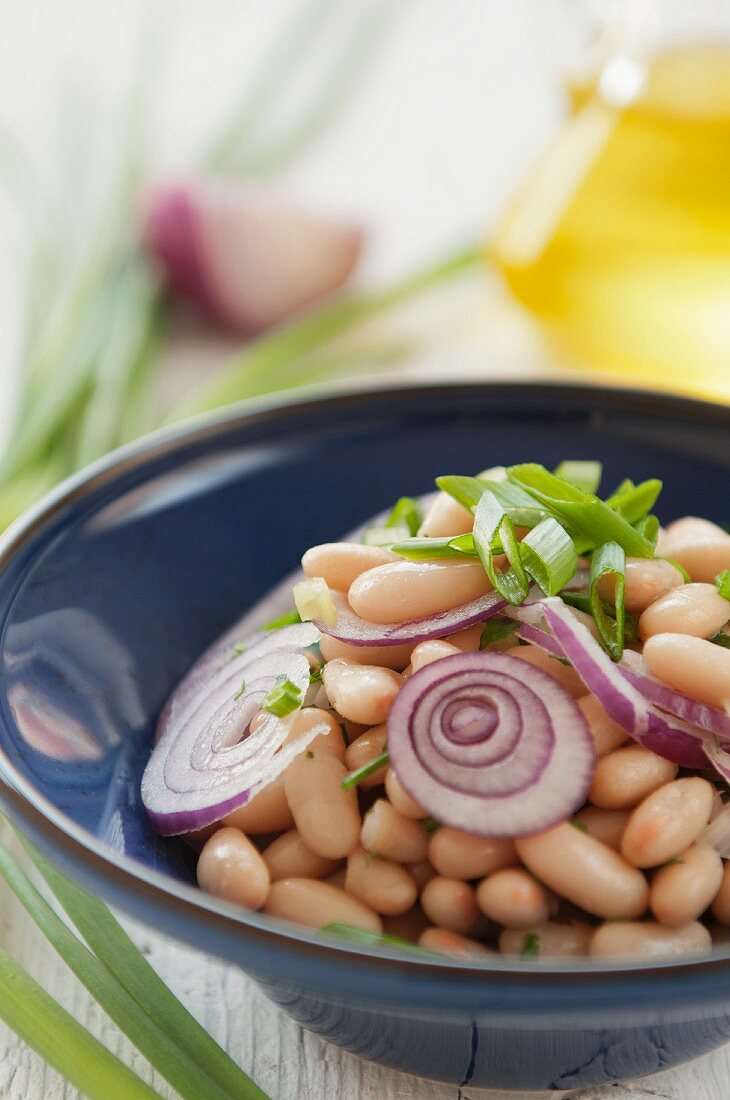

[193,498,730,961]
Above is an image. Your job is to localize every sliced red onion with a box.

[514,622,565,658]
[143,623,322,835]
[703,739,730,786]
[387,651,595,838]
[620,649,730,742]
[314,590,507,648]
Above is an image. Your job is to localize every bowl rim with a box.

[1,375,729,1000]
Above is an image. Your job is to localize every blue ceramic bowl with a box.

[1,380,729,1092]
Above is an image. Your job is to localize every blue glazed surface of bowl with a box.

[1,380,730,1091]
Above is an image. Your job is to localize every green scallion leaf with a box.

[261,675,303,717]
[389,535,477,561]
[473,490,529,606]
[520,932,540,959]
[560,591,593,614]
[605,478,662,525]
[477,477,548,528]
[386,496,422,536]
[363,523,409,546]
[262,609,301,631]
[342,750,389,790]
[553,460,602,494]
[519,516,577,596]
[507,464,656,557]
[710,629,730,649]
[479,619,519,648]
[632,513,659,548]
[715,571,730,601]
[435,474,487,511]
[233,679,247,701]
[590,542,627,661]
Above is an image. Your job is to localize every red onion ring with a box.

[620,649,730,742]
[387,651,595,838]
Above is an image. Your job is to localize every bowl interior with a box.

[0,382,728,925]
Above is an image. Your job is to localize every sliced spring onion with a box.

[663,557,691,584]
[386,496,422,536]
[605,478,662,524]
[323,923,443,957]
[261,675,303,717]
[293,576,338,627]
[507,464,656,557]
[473,490,529,606]
[521,932,540,959]
[553,460,602,494]
[388,535,477,561]
[715,570,730,600]
[589,542,627,661]
[519,517,577,597]
[363,523,409,546]
[479,619,519,648]
[23,840,268,1099]
[342,749,389,790]
[632,513,659,547]
[261,608,301,631]
[477,477,548,529]
[560,591,593,615]
[710,630,730,650]
[435,474,487,511]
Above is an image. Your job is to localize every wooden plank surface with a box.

[0,852,727,1100]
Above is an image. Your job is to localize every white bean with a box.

[345,848,418,915]
[499,922,593,958]
[428,828,517,880]
[711,862,730,926]
[344,725,388,788]
[348,560,492,625]
[589,920,711,958]
[302,542,397,591]
[639,583,730,641]
[262,830,341,882]
[319,634,414,671]
[510,646,585,697]
[361,799,429,864]
[572,808,630,850]
[418,492,474,538]
[649,843,723,927]
[598,557,683,613]
[621,777,715,868]
[384,768,426,819]
[264,878,381,933]
[285,751,360,859]
[476,869,552,929]
[588,745,678,810]
[197,828,270,910]
[421,876,480,935]
[643,633,730,710]
[660,518,730,583]
[409,639,461,673]
[577,694,629,757]
[419,928,492,958]
[322,659,403,725]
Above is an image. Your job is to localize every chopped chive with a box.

[421,817,441,834]
[519,516,577,596]
[473,490,529,606]
[589,541,627,661]
[389,535,477,561]
[363,524,409,546]
[261,675,303,717]
[262,608,301,631]
[715,571,730,601]
[570,819,588,833]
[605,478,662,525]
[386,496,423,536]
[233,679,247,701]
[293,576,338,627]
[342,750,389,790]
[479,619,519,648]
[632,513,659,548]
[323,923,444,957]
[520,932,540,959]
[553,460,602,494]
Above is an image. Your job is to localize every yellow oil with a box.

[492,46,730,400]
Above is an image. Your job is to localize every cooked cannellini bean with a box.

[344,725,388,788]
[428,827,516,880]
[326,868,347,889]
[572,808,631,850]
[302,542,397,590]
[421,876,480,935]
[649,843,723,927]
[322,660,402,725]
[577,695,629,757]
[598,557,683,613]
[384,768,426,819]
[711,862,730,926]
[262,830,341,882]
[409,639,461,673]
[223,774,294,834]
[516,823,649,919]
[345,848,418,915]
[589,920,711,958]
[499,922,593,958]
[710,922,730,946]
[197,828,270,910]
[476,869,552,929]
[282,707,346,758]
[264,878,381,933]
[361,799,429,864]
[660,517,730,582]
[588,745,678,810]
[418,492,474,538]
[639,583,730,641]
[382,906,430,942]
[407,860,437,891]
[285,751,360,859]
[445,624,487,651]
[419,928,492,958]
[643,634,730,710]
[319,634,414,671]
[510,646,585,697]
[348,560,492,625]
[621,777,715,868]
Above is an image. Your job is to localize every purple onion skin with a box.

[315,590,507,648]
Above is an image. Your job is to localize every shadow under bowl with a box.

[0,380,729,1091]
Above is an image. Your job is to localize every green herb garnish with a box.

[233,679,247,701]
[570,819,589,833]
[386,496,423,536]
[553,460,602,494]
[715,571,730,601]
[261,675,303,717]
[519,516,577,596]
[479,619,519,648]
[473,490,530,606]
[389,535,477,561]
[342,750,389,791]
[520,932,540,959]
[262,609,301,631]
[589,541,627,661]
[421,817,441,834]
[324,923,443,957]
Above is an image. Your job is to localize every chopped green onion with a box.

[715,571,730,600]
[520,932,540,959]
[261,608,301,631]
[560,592,593,614]
[386,496,422,536]
[479,619,519,648]
[632,513,659,548]
[610,477,635,497]
[605,478,662,525]
[473,490,529,606]
[435,474,487,511]
[710,630,730,649]
[293,576,338,626]
[476,477,548,529]
[233,679,247,701]
[623,612,639,643]
[421,817,441,834]
[342,750,389,790]
[363,524,409,546]
[323,923,444,957]
[519,517,577,596]
[261,675,303,717]
[570,819,589,833]
[507,464,656,557]
[309,665,323,685]
[449,533,476,554]
[389,535,477,561]
[553,460,602,494]
[589,542,627,661]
